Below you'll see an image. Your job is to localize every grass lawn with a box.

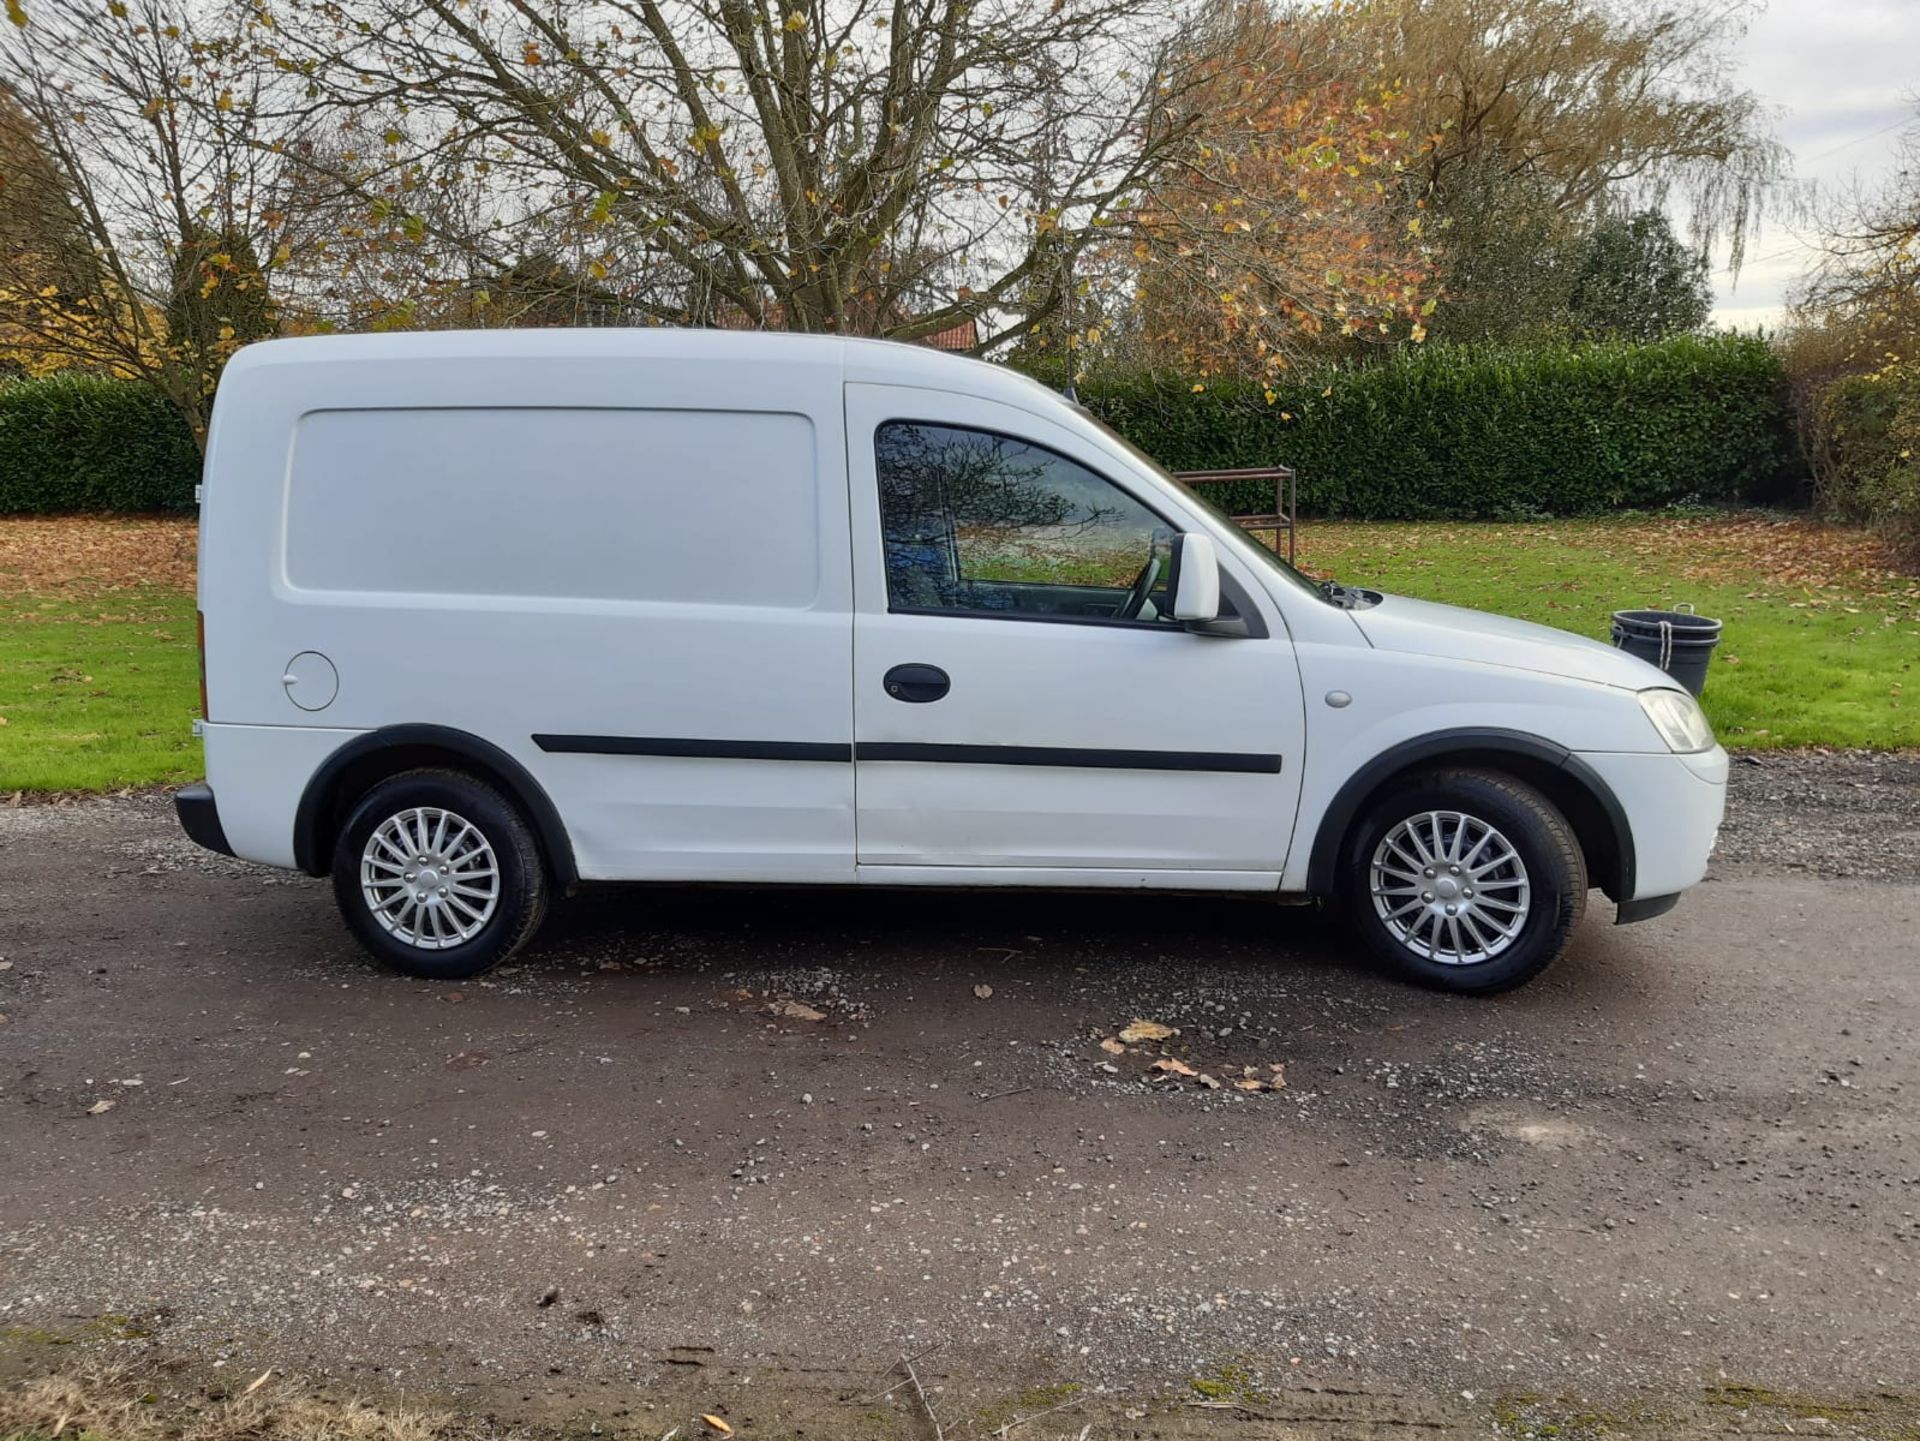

[0,519,202,793]
[1,511,1915,795]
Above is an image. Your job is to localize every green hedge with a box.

[0,335,1786,522]
[0,374,201,514]
[1811,363,1920,564]
[1040,333,1787,519]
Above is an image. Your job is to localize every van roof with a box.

[223,327,1067,412]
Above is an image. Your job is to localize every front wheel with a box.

[332,769,549,979]
[1342,768,1586,994]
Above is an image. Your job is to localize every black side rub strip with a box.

[533,735,1282,774]
[858,742,1282,774]
[533,735,852,762]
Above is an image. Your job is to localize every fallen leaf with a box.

[442,991,464,1004]
[1149,1057,1196,1077]
[1267,1063,1287,1089]
[1233,1078,1265,1091]
[1099,1037,1126,1055]
[445,1050,490,1071]
[241,1369,273,1397]
[1119,1018,1176,1043]
[701,1416,733,1436]
[973,984,993,999]
[767,999,826,1022]
[87,1099,115,1115]
[1196,1073,1221,1090]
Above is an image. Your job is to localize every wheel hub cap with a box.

[1369,810,1531,966]
[360,806,499,950]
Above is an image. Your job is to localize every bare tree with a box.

[249,0,1216,352]
[0,0,284,442]
[1782,104,1920,503]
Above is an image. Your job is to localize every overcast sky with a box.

[1705,0,1918,331]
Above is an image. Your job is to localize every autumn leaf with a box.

[1118,1018,1177,1043]
[5,0,26,28]
[765,998,823,1021]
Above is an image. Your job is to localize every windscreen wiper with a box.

[1318,578,1360,609]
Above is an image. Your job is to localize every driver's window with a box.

[876,420,1179,625]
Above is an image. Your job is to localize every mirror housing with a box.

[1171,532,1221,623]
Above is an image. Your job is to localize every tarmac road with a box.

[2,755,1918,1435]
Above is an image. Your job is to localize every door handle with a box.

[883,663,950,703]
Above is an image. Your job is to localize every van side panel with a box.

[284,408,818,606]
[200,342,854,881]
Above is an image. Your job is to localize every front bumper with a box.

[1577,745,1728,907]
[174,782,234,858]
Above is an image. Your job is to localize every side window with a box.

[875,421,1180,625]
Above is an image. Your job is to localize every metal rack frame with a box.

[1173,466,1297,563]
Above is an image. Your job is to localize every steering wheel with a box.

[1118,539,1169,621]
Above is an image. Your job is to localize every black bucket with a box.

[1610,606,1722,698]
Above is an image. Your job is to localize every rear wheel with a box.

[1342,768,1586,994]
[331,769,549,979]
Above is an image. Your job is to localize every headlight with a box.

[1638,687,1714,754]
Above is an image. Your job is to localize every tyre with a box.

[331,769,549,979]
[1341,767,1587,995]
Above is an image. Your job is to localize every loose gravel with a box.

[2,751,1917,1428]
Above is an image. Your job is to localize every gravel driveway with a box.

[2,752,1918,1437]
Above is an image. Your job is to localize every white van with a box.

[176,329,1727,993]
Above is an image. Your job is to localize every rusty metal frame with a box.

[1173,466,1297,563]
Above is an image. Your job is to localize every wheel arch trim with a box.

[1304,727,1634,901]
[292,724,580,887]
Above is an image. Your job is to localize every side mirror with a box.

[1171,532,1221,622]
